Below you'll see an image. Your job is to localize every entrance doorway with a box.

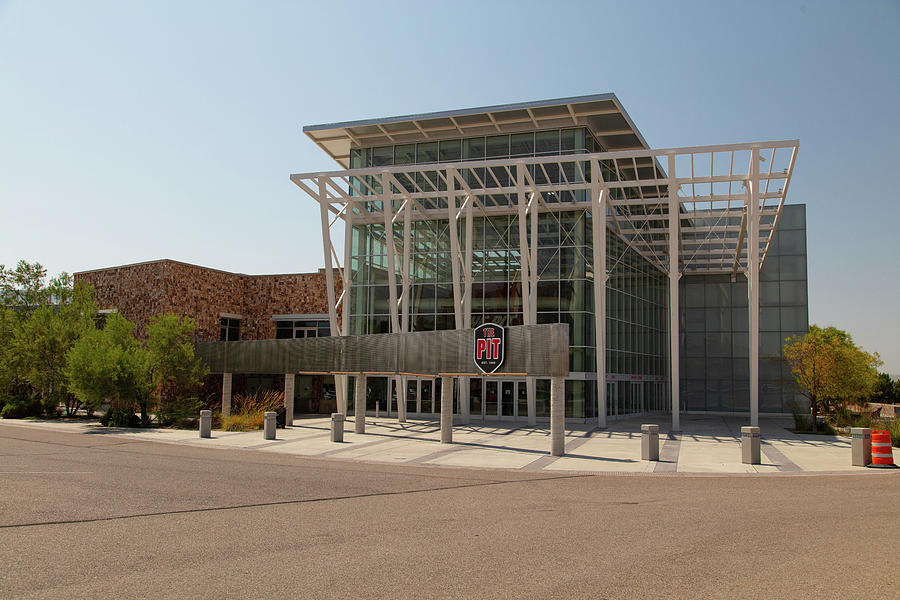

[404,377,441,419]
[474,379,526,421]
[606,380,649,418]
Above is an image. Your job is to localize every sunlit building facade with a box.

[292,94,804,425]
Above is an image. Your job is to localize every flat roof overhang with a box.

[303,93,650,168]
[290,140,799,277]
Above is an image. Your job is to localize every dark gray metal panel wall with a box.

[196,323,569,378]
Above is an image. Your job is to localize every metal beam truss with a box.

[292,140,798,426]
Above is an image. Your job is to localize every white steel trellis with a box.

[292,139,799,428]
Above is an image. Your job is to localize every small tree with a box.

[147,313,207,424]
[65,313,149,423]
[872,372,897,404]
[0,261,52,403]
[783,325,881,431]
[7,272,96,415]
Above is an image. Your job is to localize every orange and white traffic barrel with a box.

[868,430,898,468]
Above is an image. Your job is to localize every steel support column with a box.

[516,164,538,426]
[318,178,345,416]
[382,173,400,333]
[748,147,760,427]
[591,160,608,427]
[526,189,539,426]
[667,154,681,431]
[397,197,412,424]
[339,186,353,417]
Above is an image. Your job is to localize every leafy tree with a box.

[65,313,150,423]
[783,325,881,431]
[1,263,96,415]
[872,372,898,404]
[0,261,50,399]
[0,260,50,313]
[147,313,207,424]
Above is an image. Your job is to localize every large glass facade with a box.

[345,133,805,420]
[349,203,668,419]
[678,204,808,414]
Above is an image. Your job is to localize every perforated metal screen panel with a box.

[196,324,569,377]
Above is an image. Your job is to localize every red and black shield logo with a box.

[474,323,505,374]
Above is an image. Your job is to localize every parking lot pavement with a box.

[1,421,898,600]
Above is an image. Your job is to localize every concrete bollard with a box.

[440,375,453,444]
[264,411,277,441]
[550,377,565,456]
[199,410,211,438]
[851,427,872,467]
[641,424,659,461]
[741,426,760,464]
[331,413,344,442]
[375,400,380,419]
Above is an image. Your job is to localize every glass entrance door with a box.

[500,381,515,420]
[484,380,499,418]
[478,379,526,420]
[420,380,432,415]
[627,382,645,416]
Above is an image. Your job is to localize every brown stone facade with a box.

[75,259,342,341]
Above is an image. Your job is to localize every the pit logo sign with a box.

[474,323,505,374]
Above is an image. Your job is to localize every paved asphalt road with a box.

[1,423,898,599]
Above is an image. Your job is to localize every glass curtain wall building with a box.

[293,94,802,424]
[345,128,667,420]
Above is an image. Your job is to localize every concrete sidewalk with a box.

[2,414,896,475]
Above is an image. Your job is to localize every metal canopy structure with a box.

[291,140,798,277]
[291,96,799,430]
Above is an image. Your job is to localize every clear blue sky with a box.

[1,0,898,372]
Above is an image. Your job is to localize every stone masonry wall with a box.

[77,261,173,339]
[76,259,342,341]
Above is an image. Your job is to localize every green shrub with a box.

[156,396,202,428]
[1,397,43,419]
[829,407,853,428]
[792,412,810,431]
[99,409,140,428]
[792,412,835,434]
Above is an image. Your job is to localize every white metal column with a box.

[318,179,346,416]
[447,167,464,328]
[748,147,760,427]
[460,187,474,424]
[339,187,353,418]
[667,154,681,431]
[397,197,411,423]
[516,164,538,426]
[591,159,608,428]
[381,173,401,334]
